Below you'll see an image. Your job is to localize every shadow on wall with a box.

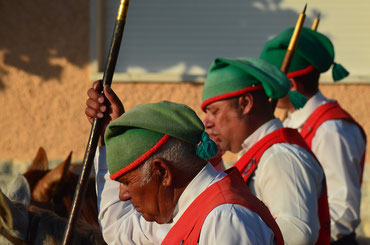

[105,0,317,79]
[0,0,89,89]
[0,0,317,89]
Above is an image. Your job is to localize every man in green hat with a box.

[201,57,330,244]
[260,27,367,244]
[84,82,284,244]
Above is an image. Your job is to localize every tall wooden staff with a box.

[277,4,307,118]
[280,4,307,73]
[62,1,130,244]
[312,13,320,31]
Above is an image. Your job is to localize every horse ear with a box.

[32,151,73,202]
[27,147,48,171]
[6,175,31,208]
[0,188,28,241]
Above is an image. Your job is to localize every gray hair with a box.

[138,137,207,186]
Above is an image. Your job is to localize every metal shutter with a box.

[90,0,370,84]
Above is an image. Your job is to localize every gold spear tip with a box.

[117,0,129,21]
[303,4,307,14]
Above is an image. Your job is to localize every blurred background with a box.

[0,0,369,241]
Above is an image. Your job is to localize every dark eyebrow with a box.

[205,105,214,112]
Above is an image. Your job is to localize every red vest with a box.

[234,128,330,244]
[162,168,284,245]
[300,101,367,183]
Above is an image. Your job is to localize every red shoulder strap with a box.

[234,128,311,182]
[233,128,331,244]
[300,101,367,183]
[162,168,284,245]
[300,101,364,146]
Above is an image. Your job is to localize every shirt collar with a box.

[283,90,332,129]
[171,163,226,223]
[238,118,283,158]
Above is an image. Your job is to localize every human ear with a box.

[152,159,172,187]
[290,78,298,90]
[238,93,253,115]
[290,78,305,94]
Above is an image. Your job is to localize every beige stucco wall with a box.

[1,0,368,160]
[1,0,370,240]
[1,0,368,164]
[1,79,369,162]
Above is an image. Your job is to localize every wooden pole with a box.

[312,13,320,31]
[280,4,307,73]
[62,1,130,244]
[273,4,307,112]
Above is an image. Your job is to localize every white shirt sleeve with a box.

[94,147,169,245]
[94,147,278,245]
[200,204,275,245]
[250,144,324,245]
[312,120,366,241]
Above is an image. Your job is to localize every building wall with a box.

[1,1,368,162]
[0,0,370,240]
[1,78,369,162]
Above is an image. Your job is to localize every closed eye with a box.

[206,108,218,116]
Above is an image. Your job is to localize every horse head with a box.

[23,147,99,228]
[0,186,106,245]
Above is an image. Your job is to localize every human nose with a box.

[119,183,131,201]
[203,114,214,129]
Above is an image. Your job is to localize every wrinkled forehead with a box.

[116,166,143,184]
[204,98,238,112]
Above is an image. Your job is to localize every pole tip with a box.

[303,4,307,14]
[317,12,321,18]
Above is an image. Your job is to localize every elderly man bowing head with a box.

[86,92,283,244]
[105,101,221,226]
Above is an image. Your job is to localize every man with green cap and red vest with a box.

[85,82,284,244]
[260,27,367,245]
[202,57,330,244]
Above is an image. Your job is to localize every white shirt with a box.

[94,147,275,245]
[238,118,324,245]
[284,91,366,241]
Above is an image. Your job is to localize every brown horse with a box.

[0,183,105,245]
[22,147,99,229]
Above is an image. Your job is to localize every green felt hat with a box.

[260,27,349,82]
[104,101,218,180]
[201,57,307,110]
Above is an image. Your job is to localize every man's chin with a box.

[142,214,172,225]
[142,214,168,224]
[277,97,293,110]
[218,142,229,153]
[141,215,154,223]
